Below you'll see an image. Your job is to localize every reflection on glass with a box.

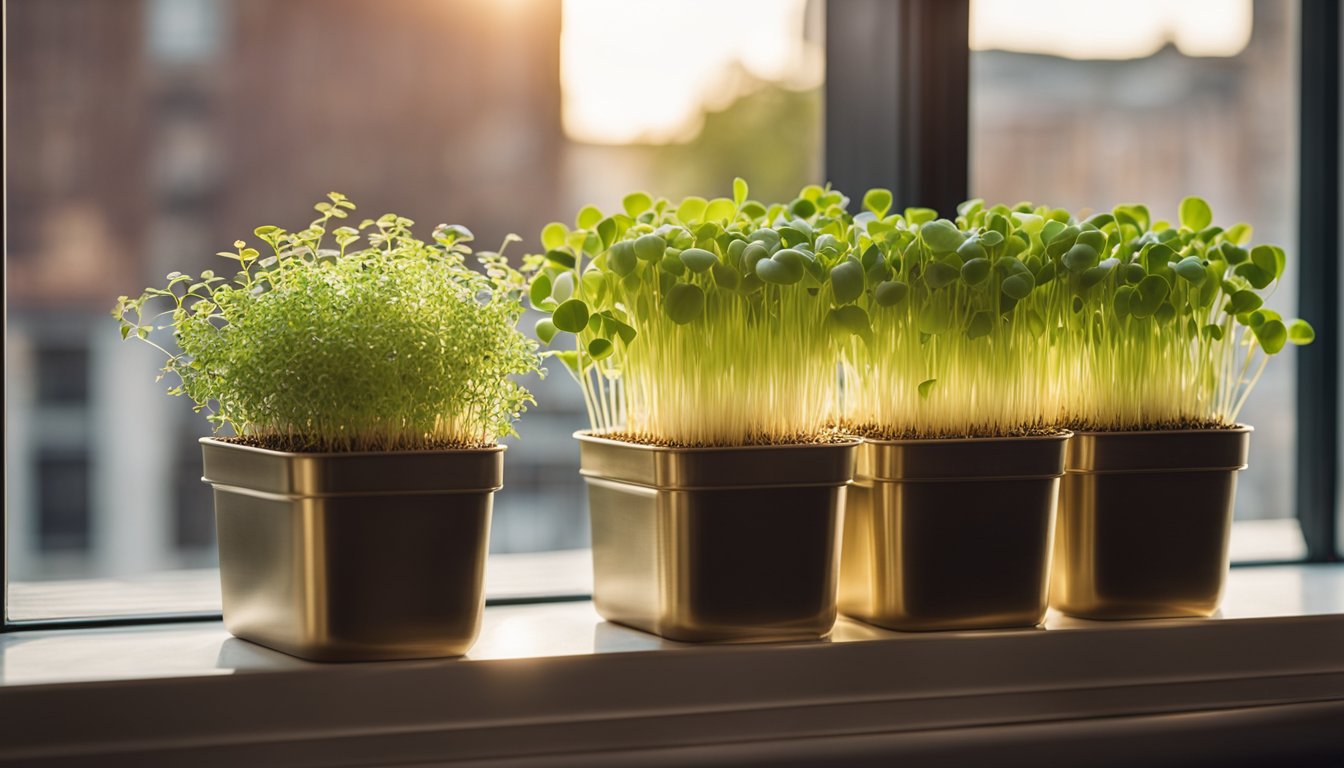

[970,0,1300,535]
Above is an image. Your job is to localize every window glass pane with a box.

[970,0,1303,559]
[4,0,823,620]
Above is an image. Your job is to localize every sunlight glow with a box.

[971,0,1253,60]
[561,0,821,145]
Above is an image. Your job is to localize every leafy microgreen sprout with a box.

[835,192,1065,438]
[1044,196,1313,430]
[113,192,541,451]
[524,179,853,447]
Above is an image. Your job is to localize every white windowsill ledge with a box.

[2,565,1343,766]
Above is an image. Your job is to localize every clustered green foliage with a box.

[114,193,540,452]
[529,183,1313,444]
[840,194,1312,436]
[523,180,852,446]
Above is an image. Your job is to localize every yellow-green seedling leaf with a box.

[1251,244,1285,281]
[1289,319,1315,345]
[756,248,806,285]
[1179,196,1212,231]
[541,222,568,251]
[957,238,987,261]
[544,249,576,269]
[1062,243,1099,274]
[596,217,618,249]
[1225,290,1262,314]
[664,283,705,324]
[862,189,893,218]
[535,318,558,344]
[829,260,866,304]
[1234,262,1273,289]
[1174,255,1207,285]
[874,280,909,307]
[1131,274,1170,318]
[1224,223,1253,245]
[623,192,653,218]
[608,240,638,276]
[552,298,590,333]
[678,247,717,273]
[917,302,952,335]
[1080,258,1118,289]
[676,196,708,224]
[634,234,666,262]
[732,177,749,207]
[918,378,937,399]
[789,197,817,219]
[924,261,960,290]
[966,310,994,340]
[1202,323,1224,341]
[1254,318,1288,354]
[581,269,608,303]
[576,205,602,230]
[961,258,990,285]
[528,274,553,308]
[905,207,937,226]
[1001,272,1035,300]
[828,305,873,345]
[551,271,575,303]
[920,220,965,253]
[588,338,613,360]
[704,198,736,224]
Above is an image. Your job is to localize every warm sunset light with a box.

[971,0,1253,59]
[560,0,821,144]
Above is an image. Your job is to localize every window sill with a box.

[2,565,1342,766]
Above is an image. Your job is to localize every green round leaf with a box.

[623,192,652,218]
[1225,289,1263,314]
[966,310,993,339]
[541,222,568,251]
[678,247,717,273]
[961,257,990,285]
[587,338,613,360]
[634,234,666,262]
[535,318,558,345]
[1131,274,1170,318]
[608,240,638,276]
[1289,319,1316,345]
[1174,255,1207,285]
[551,271,575,303]
[576,205,602,230]
[924,261,960,290]
[1179,196,1212,231]
[1062,243,1099,273]
[529,274,552,308]
[829,260,865,304]
[920,220,965,253]
[664,283,705,324]
[1001,272,1035,300]
[756,248,806,285]
[1254,319,1288,354]
[863,188,893,218]
[552,299,590,333]
[874,280,909,307]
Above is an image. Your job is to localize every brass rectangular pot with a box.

[839,434,1070,631]
[201,438,502,661]
[578,432,859,643]
[1050,427,1251,620]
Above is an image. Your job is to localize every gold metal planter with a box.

[839,434,1070,631]
[578,432,859,643]
[1051,427,1251,620]
[201,438,502,661]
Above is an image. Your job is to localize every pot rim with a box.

[851,430,1073,447]
[1066,424,1253,437]
[199,436,507,459]
[574,430,862,453]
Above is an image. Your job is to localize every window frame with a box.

[3,0,1340,634]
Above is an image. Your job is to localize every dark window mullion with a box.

[1296,0,1341,563]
